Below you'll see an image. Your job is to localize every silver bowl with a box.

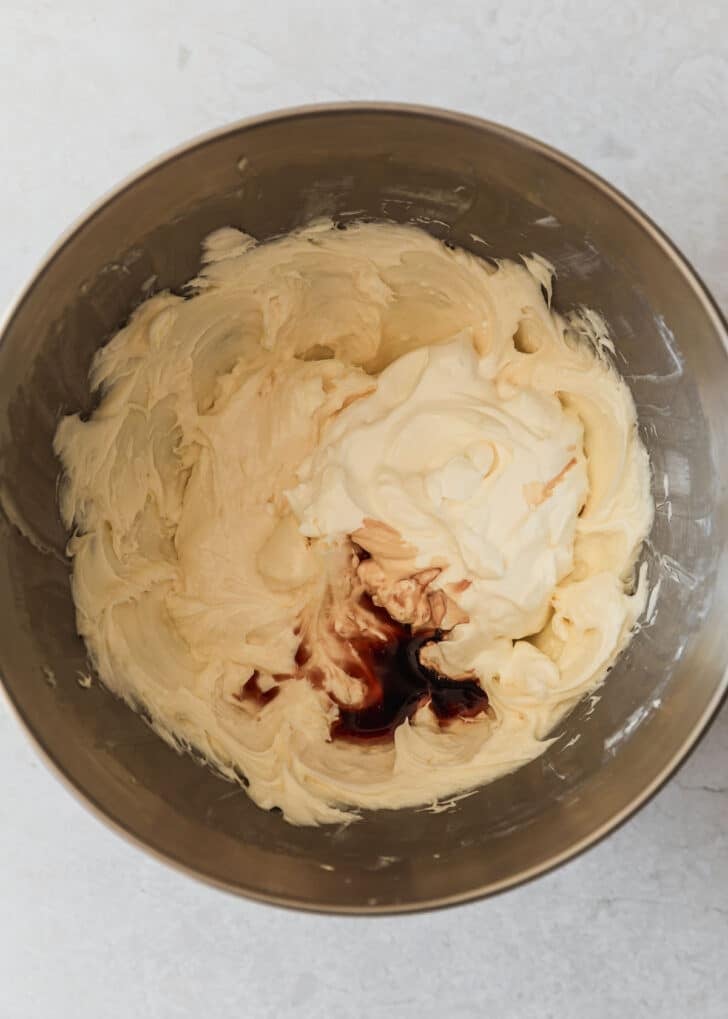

[0,104,726,913]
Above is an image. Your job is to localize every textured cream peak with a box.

[54,221,653,825]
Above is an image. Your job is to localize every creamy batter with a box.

[54,221,653,825]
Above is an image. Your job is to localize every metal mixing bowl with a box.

[1,104,726,913]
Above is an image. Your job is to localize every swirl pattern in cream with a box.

[54,221,653,825]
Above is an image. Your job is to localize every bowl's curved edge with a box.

[1,665,726,916]
[1,101,727,915]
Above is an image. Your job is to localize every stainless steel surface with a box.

[0,103,726,913]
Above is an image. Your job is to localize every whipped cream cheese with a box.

[54,221,653,825]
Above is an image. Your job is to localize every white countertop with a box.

[1,2,727,1015]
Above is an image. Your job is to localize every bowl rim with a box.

[1,100,727,915]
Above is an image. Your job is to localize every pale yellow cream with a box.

[54,221,653,825]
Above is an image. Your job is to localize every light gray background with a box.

[1,2,727,1016]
